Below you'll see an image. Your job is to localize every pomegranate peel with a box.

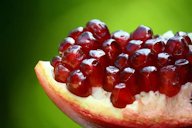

[35,61,192,128]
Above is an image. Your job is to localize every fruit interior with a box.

[50,19,192,108]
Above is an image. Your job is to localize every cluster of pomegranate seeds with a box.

[51,19,192,108]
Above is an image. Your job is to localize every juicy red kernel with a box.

[76,31,97,54]
[68,26,84,41]
[176,31,192,45]
[157,52,173,67]
[62,45,85,69]
[165,36,189,59]
[89,49,108,67]
[66,70,91,97]
[130,25,153,41]
[120,67,139,95]
[144,38,165,54]
[111,30,130,50]
[114,53,129,70]
[139,66,158,92]
[175,59,190,85]
[59,37,75,55]
[86,19,110,43]
[54,64,70,83]
[51,56,62,67]
[80,58,104,86]
[159,65,180,97]
[102,39,121,64]
[187,51,192,64]
[103,66,120,92]
[110,83,135,108]
[125,40,143,55]
[130,48,152,69]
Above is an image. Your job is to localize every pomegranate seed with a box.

[176,31,192,45]
[80,58,104,86]
[103,66,120,92]
[59,37,75,55]
[110,83,135,108]
[51,56,62,67]
[125,40,143,55]
[144,38,165,54]
[187,51,192,64]
[54,64,70,83]
[157,52,173,67]
[68,26,84,41]
[86,19,110,43]
[62,45,85,69]
[89,49,108,67]
[102,39,121,64]
[139,66,158,92]
[76,31,98,54]
[114,53,129,70]
[111,30,130,50]
[120,67,139,95]
[165,36,189,59]
[159,65,180,97]
[130,25,153,41]
[130,48,152,69]
[67,70,91,97]
[175,59,190,85]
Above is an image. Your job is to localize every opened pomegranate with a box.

[35,19,192,128]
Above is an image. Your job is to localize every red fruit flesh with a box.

[62,45,85,69]
[67,70,91,97]
[110,83,135,108]
[114,53,129,70]
[130,25,153,41]
[54,64,70,83]
[139,66,158,92]
[59,37,75,55]
[68,26,84,41]
[51,56,62,67]
[103,66,120,92]
[159,65,180,97]
[176,31,192,45]
[112,30,130,50]
[157,52,173,67]
[86,19,110,43]
[144,38,165,54]
[125,40,143,55]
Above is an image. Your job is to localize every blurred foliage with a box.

[1,0,192,127]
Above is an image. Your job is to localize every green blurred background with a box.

[1,0,192,127]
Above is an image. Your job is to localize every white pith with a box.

[40,61,192,121]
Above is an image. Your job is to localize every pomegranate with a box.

[35,19,192,128]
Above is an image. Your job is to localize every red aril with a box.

[125,40,143,55]
[114,53,129,70]
[157,52,173,68]
[59,37,75,55]
[176,31,192,45]
[51,56,62,67]
[144,38,165,54]
[54,64,70,83]
[68,26,84,41]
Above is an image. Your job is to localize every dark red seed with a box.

[114,53,129,70]
[67,70,91,97]
[68,26,84,41]
[175,59,190,85]
[54,64,70,83]
[51,56,62,67]
[144,38,165,54]
[59,37,75,55]
[120,67,139,95]
[125,40,143,55]
[139,66,158,92]
[176,31,192,45]
[76,31,98,54]
[165,36,189,59]
[157,52,173,67]
[62,45,85,69]
[102,39,121,64]
[159,65,180,97]
[86,19,110,43]
[130,25,153,41]
[130,48,152,69]
[103,66,120,92]
[89,49,108,67]
[80,58,104,87]
[111,30,130,50]
[187,50,192,64]
[110,83,135,108]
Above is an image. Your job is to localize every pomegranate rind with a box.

[35,61,192,128]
